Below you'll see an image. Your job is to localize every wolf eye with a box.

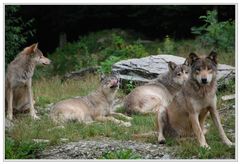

[196,68,201,72]
[207,67,212,71]
[177,73,181,76]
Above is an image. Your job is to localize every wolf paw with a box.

[200,144,211,150]
[31,114,40,120]
[226,141,235,147]
[7,114,13,121]
[122,122,132,127]
[158,139,166,144]
[125,116,133,121]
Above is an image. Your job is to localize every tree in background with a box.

[191,10,235,52]
[5,5,35,65]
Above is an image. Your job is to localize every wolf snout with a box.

[43,59,51,65]
[201,78,208,84]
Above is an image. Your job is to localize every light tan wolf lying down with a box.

[124,60,189,114]
[50,75,132,127]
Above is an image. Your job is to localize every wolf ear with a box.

[207,51,217,65]
[25,43,38,55]
[99,72,105,82]
[168,61,177,71]
[188,52,199,65]
[183,57,190,66]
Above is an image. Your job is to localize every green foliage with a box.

[49,42,92,75]
[49,30,148,75]
[125,80,136,94]
[5,137,46,159]
[191,10,235,52]
[100,56,121,73]
[163,35,175,54]
[100,149,141,159]
[5,5,35,64]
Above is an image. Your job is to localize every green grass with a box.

[5,137,47,159]
[100,149,141,159]
[5,75,235,159]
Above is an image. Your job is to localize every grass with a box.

[5,74,235,159]
[100,149,141,159]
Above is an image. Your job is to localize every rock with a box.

[60,138,69,143]
[37,138,173,159]
[221,94,235,101]
[112,54,235,84]
[33,139,50,144]
[48,125,65,132]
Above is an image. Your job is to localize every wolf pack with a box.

[5,43,234,149]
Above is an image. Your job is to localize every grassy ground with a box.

[5,73,235,159]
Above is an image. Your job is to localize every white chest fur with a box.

[189,95,216,113]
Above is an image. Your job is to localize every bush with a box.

[191,10,235,52]
[49,30,148,75]
[163,35,175,54]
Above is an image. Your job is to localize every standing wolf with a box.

[157,51,233,148]
[124,60,189,114]
[50,75,132,127]
[6,43,51,120]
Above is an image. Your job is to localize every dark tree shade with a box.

[15,5,235,54]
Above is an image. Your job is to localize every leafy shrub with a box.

[49,30,148,75]
[50,42,95,75]
[100,149,141,159]
[5,6,35,65]
[191,10,235,52]
[125,80,136,94]
[5,137,47,159]
[163,35,175,54]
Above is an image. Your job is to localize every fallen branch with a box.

[62,66,100,81]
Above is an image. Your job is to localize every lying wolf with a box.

[157,51,234,148]
[124,60,189,114]
[50,75,132,127]
[6,43,51,120]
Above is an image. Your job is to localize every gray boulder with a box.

[112,54,235,84]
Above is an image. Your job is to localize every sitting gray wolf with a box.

[6,43,51,120]
[123,60,189,114]
[50,75,132,127]
[157,51,233,148]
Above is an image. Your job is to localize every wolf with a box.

[157,51,233,148]
[50,75,132,127]
[5,43,51,120]
[123,60,189,114]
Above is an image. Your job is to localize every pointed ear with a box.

[207,51,217,65]
[99,72,105,82]
[24,43,38,55]
[188,52,199,65]
[168,61,177,71]
[32,43,38,52]
[183,57,190,66]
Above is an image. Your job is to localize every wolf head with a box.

[100,74,120,95]
[24,43,51,65]
[188,51,217,85]
[168,59,190,85]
